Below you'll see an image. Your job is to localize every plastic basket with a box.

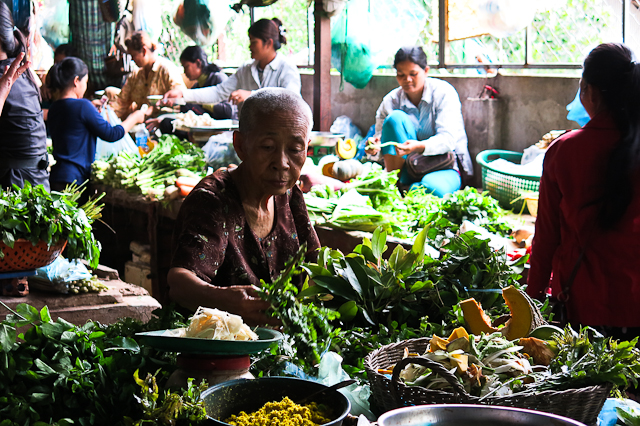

[0,239,67,272]
[476,149,540,213]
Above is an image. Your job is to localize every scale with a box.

[136,328,283,389]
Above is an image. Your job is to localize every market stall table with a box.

[0,264,161,325]
[92,184,418,304]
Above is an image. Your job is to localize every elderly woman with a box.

[168,88,320,326]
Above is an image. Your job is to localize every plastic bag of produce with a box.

[30,256,93,294]
[331,0,428,90]
[202,132,241,170]
[95,105,138,160]
[174,0,233,47]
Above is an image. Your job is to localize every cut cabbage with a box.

[174,307,259,341]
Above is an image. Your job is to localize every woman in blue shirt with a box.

[47,58,149,191]
[367,47,472,197]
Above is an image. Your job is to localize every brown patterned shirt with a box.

[112,57,186,119]
[171,170,320,287]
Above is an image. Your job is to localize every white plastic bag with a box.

[201,132,241,169]
[317,351,376,420]
[95,105,138,160]
[330,115,362,139]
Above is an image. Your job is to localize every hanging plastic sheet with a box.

[40,0,70,47]
[132,0,162,42]
[174,0,233,47]
[331,0,428,90]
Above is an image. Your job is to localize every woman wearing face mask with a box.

[528,43,640,342]
[47,57,149,192]
[366,46,472,197]
[161,18,300,108]
[111,31,186,120]
[0,2,50,190]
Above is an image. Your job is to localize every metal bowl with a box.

[377,404,587,426]
[309,131,345,147]
[201,376,351,426]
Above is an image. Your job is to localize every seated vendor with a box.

[168,87,320,326]
[366,46,473,197]
[111,31,185,120]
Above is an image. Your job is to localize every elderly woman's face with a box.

[237,109,310,196]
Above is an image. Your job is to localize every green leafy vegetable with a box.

[0,183,103,268]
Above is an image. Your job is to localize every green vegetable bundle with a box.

[0,183,102,268]
[92,135,205,198]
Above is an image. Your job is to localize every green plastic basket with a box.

[476,149,540,213]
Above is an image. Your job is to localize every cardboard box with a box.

[124,261,152,294]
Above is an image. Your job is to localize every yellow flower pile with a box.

[224,396,332,426]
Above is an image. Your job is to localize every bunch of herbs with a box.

[0,183,103,268]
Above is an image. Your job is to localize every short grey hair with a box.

[239,88,313,135]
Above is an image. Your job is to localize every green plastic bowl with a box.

[201,376,351,425]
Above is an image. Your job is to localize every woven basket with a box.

[0,239,67,272]
[476,149,540,213]
[364,338,611,426]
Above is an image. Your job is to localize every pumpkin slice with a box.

[459,286,546,341]
[428,334,449,352]
[519,337,556,366]
[450,353,469,374]
[447,326,470,342]
[336,138,357,159]
[459,298,496,336]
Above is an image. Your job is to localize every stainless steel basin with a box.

[377,404,587,426]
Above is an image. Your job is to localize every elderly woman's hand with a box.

[395,140,425,157]
[222,285,282,327]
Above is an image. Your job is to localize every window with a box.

[158,0,639,72]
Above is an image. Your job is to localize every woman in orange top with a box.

[111,31,185,119]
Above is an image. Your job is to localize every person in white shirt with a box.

[161,18,300,108]
[367,46,472,197]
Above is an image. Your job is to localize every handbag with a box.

[548,248,586,327]
[404,151,455,180]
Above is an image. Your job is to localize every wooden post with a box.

[313,0,332,131]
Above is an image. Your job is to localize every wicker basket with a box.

[476,150,541,213]
[364,338,611,426]
[0,239,67,272]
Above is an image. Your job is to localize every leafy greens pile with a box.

[0,302,209,426]
[304,165,513,240]
[254,226,527,379]
[0,183,103,268]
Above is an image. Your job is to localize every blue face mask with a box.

[566,88,590,127]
